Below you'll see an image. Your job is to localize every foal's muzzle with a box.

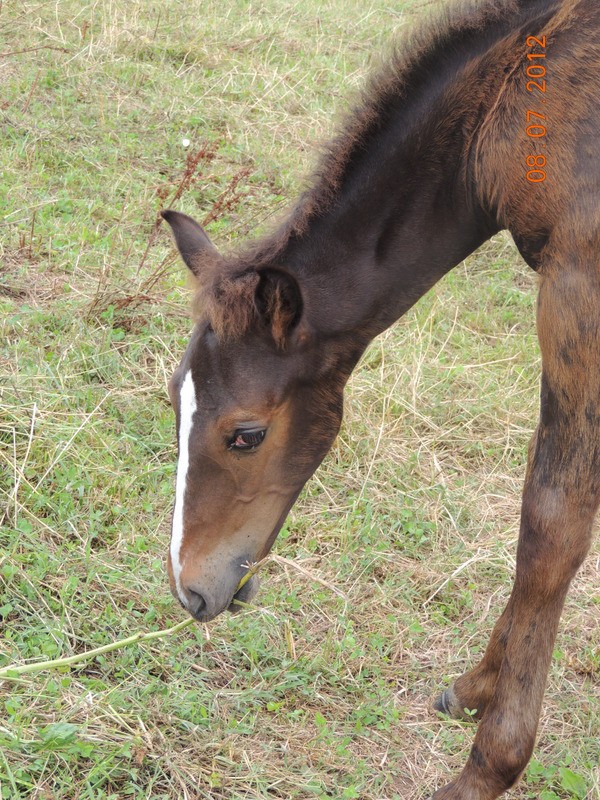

[174,571,259,623]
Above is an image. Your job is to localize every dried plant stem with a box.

[0,554,343,680]
[1,403,37,528]
[0,561,270,681]
[270,554,349,600]
[0,618,196,680]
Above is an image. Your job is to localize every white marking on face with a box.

[171,369,197,606]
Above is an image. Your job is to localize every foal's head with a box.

[163,210,355,621]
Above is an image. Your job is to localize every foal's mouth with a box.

[227,573,260,614]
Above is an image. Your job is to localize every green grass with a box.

[1,1,599,799]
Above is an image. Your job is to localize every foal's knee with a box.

[455,726,537,799]
[518,486,594,596]
[480,735,535,793]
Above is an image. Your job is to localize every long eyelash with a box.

[228,429,266,450]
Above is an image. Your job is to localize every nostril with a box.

[186,587,207,618]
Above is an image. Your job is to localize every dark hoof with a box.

[432,685,477,722]
[433,688,452,715]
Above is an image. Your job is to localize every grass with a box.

[1,1,598,798]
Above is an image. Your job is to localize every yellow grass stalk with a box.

[0,553,343,680]
[0,557,271,681]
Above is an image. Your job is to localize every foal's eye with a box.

[228,429,266,451]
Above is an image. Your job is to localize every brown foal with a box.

[162,1,599,797]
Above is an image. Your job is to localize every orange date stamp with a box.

[525,34,547,183]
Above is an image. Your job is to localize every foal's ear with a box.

[161,210,220,278]
[255,268,304,348]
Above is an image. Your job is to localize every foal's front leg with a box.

[430,268,599,800]
[432,483,594,800]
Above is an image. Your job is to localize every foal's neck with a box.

[281,81,497,338]
[260,0,558,340]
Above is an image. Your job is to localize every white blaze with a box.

[171,369,197,605]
